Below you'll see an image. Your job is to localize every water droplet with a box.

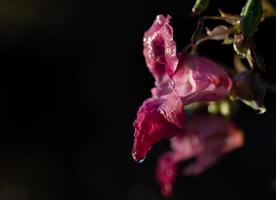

[136,156,146,163]
[132,151,146,163]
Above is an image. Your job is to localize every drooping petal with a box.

[155,152,177,197]
[143,15,178,97]
[132,93,184,163]
[173,53,232,105]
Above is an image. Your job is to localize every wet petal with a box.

[132,94,184,163]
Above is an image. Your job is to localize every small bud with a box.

[206,25,230,41]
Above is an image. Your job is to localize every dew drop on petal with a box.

[132,151,146,163]
[137,156,146,164]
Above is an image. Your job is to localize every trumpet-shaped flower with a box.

[132,15,233,162]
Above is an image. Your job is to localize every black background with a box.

[1,0,276,199]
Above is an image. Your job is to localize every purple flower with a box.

[132,15,233,163]
[155,114,244,196]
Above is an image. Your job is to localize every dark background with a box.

[1,0,276,199]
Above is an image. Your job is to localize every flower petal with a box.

[143,15,178,97]
[132,94,184,163]
[158,91,185,128]
[174,53,232,105]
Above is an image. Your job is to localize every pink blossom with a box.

[132,93,184,163]
[132,15,233,163]
[155,115,243,196]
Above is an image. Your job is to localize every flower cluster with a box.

[132,14,254,197]
[131,0,274,196]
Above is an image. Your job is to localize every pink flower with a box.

[132,15,233,163]
[155,114,244,197]
[132,92,184,163]
[143,15,232,101]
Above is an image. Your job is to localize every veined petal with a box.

[174,53,232,105]
[132,94,184,163]
[158,91,185,128]
[143,15,178,85]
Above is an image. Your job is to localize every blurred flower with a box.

[155,152,177,197]
[132,15,232,163]
[156,114,244,197]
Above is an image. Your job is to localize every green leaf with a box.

[240,0,263,37]
[192,0,210,16]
